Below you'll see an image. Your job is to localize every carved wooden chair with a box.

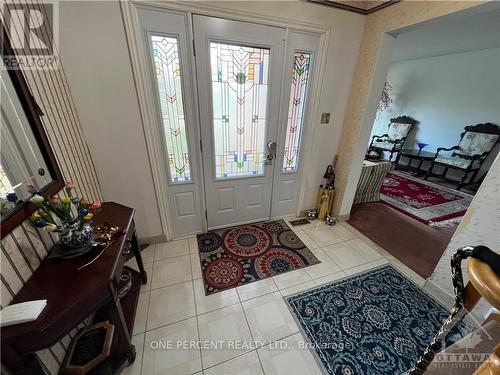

[425,123,500,190]
[368,116,417,162]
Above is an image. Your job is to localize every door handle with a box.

[265,141,277,162]
[267,141,277,151]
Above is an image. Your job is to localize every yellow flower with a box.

[83,213,93,221]
[30,212,42,221]
[43,223,58,232]
[30,194,44,204]
[61,196,71,204]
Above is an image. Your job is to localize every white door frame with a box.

[121,1,330,239]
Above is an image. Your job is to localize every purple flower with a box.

[33,220,48,228]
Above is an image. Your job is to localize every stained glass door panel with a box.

[151,35,191,183]
[209,42,270,179]
[194,15,285,229]
[283,52,311,172]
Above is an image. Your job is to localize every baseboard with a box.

[298,208,349,222]
[298,208,315,217]
[424,280,454,308]
[138,234,167,245]
[337,213,350,221]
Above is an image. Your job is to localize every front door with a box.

[193,16,286,229]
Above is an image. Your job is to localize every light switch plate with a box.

[320,113,330,124]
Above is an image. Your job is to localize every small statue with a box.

[306,210,317,221]
[325,215,337,226]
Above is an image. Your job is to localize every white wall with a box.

[58,1,365,240]
[371,48,500,178]
[59,1,163,240]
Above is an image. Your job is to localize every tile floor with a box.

[124,221,428,375]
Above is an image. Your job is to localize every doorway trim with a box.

[121,1,330,239]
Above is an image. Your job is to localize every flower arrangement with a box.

[29,181,102,248]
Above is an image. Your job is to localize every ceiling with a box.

[391,8,500,63]
[307,0,398,14]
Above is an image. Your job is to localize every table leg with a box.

[417,159,424,173]
[131,229,147,285]
[395,152,402,168]
[105,298,136,363]
[406,156,414,171]
[1,344,45,375]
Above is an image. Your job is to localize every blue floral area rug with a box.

[286,265,473,375]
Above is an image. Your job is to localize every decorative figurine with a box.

[325,215,337,226]
[306,210,317,221]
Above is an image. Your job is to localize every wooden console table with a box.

[1,202,148,375]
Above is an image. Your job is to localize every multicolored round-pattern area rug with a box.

[197,220,319,295]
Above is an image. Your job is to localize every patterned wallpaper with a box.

[1,1,102,373]
[332,0,484,214]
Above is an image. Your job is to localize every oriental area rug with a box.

[286,265,473,375]
[380,171,472,225]
[197,220,319,295]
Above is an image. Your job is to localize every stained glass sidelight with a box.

[210,42,270,178]
[283,52,311,172]
[151,35,191,182]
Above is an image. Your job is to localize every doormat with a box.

[286,264,474,375]
[380,171,472,225]
[288,218,311,226]
[197,220,319,295]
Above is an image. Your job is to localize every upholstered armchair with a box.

[425,123,500,190]
[368,116,417,162]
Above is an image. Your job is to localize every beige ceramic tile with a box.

[133,292,149,335]
[190,252,202,280]
[313,271,347,286]
[303,226,344,247]
[236,278,278,302]
[193,278,240,315]
[344,258,389,276]
[155,239,190,261]
[272,269,312,290]
[188,236,199,254]
[151,255,192,290]
[283,217,315,232]
[242,291,298,344]
[294,231,319,250]
[321,242,370,270]
[198,304,254,368]
[279,280,316,297]
[122,333,144,375]
[147,281,196,330]
[345,238,383,262]
[143,318,201,375]
[125,260,153,293]
[300,220,327,231]
[141,262,153,293]
[329,224,358,241]
[258,333,322,375]
[203,351,264,375]
[140,244,156,263]
[304,248,341,280]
